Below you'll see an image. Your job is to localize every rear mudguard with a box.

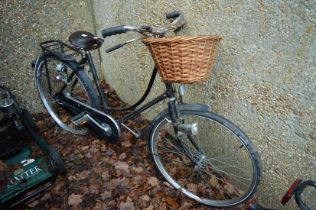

[33,52,78,72]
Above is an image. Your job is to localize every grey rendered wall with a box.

[93,0,315,209]
[0,0,95,111]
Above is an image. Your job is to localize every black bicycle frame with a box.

[62,50,179,126]
[47,48,204,156]
[86,52,107,107]
[121,82,178,123]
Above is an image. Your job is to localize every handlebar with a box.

[101,25,137,38]
[166,11,180,19]
[101,11,186,52]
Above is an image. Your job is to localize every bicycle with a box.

[245,178,316,210]
[33,11,262,208]
[281,179,316,210]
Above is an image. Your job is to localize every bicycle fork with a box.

[165,83,202,155]
[166,83,198,136]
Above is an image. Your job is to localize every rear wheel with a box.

[149,109,261,207]
[35,55,100,135]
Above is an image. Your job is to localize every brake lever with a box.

[106,38,143,53]
[106,44,124,53]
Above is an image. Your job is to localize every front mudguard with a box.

[149,103,209,133]
[152,103,208,123]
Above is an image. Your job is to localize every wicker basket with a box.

[143,35,221,84]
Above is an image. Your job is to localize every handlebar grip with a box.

[106,44,123,53]
[166,11,180,19]
[102,25,127,38]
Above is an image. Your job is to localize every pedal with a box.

[71,113,89,126]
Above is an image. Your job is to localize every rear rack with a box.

[40,40,84,62]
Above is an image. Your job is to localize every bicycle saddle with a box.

[69,31,103,51]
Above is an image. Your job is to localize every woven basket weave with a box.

[143,35,221,83]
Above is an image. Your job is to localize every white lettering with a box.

[17,173,24,180]
[34,166,42,173]
[8,166,43,185]
[24,170,30,178]
[29,168,36,175]
[14,176,21,181]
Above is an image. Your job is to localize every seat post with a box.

[86,51,107,108]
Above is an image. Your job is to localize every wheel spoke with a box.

[199,164,251,188]
[152,153,193,166]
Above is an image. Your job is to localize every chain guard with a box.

[88,112,121,143]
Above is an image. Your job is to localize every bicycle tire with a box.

[295,180,316,210]
[148,108,261,207]
[35,54,100,135]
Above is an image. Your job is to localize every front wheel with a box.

[148,109,261,207]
